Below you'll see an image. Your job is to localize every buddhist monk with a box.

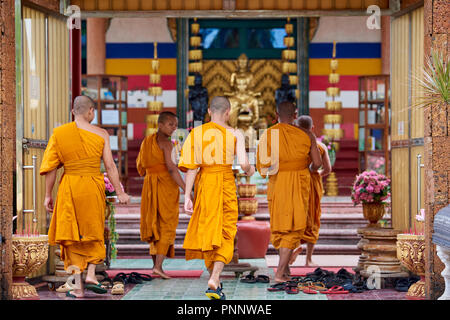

[288,115,332,267]
[256,101,322,283]
[41,95,131,298]
[137,111,185,279]
[178,96,255,300]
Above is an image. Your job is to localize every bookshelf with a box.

[358,75,390,176]
[81,74,129,190]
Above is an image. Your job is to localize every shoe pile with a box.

[267,268,370,295]
[392,276,420,292]
[103,272,153,295]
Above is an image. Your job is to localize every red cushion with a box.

[236,220,271,259]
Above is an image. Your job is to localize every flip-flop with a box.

[56,282,74,293]
[320,285,349,294]
[126,273,143,284]
[285,284,299,294]
[85,282,108,294]
[130,272,153,282]
[66,291,77,298]
[302,286,318,295]
[267,282,287,292]
[113,272,128,284]
[240,274,257,283]
[205,284,226,300]
[256,275,270,283]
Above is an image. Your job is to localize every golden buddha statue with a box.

[225,53,261,130]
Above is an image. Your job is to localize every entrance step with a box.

[114,200,377,258]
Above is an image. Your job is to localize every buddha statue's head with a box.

[194,73,203,86]
[237,53,249,70]
[281,74,290,87]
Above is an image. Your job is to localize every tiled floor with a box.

[35,257,407,300]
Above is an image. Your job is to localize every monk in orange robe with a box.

[40,95,130,298]
[289,115,332,267]
[256,102,322,283]
[179,96,255,300]
[137,111,185,279]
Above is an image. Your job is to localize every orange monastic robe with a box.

[301,144,326,244]
[136,133,180,258]
[256,123,312,250]
[178,122,237,270]
[40,122,106,272]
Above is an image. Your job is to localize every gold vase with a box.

[12,235,49,300]
[238,198,258,220]
[397,234,425,300]
[362,202,385,227]
[238,184,257,198]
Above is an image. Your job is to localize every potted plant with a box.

[351,170,391,227]
[397,210,425,300]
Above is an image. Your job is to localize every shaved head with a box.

[158,111,177,124]
[276,101,296,118]
[73,95,95,115]
[209,96,230,115]
[297,115,313,130]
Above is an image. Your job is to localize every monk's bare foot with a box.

[305,260,318,267]
[274,276,290,283]
[152,268,171,279]
[289,247,302,265]
[208,277,220,290]
[84,275,99,285]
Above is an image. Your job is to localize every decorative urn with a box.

[12,234,49,300]
[396,234,425,300]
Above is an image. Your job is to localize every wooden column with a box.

[0,0,16,300]
[86,18,107,75]
[424,0,449,300]
[70,27,82,106]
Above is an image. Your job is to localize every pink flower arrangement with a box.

[104,172,124,196]
[351,170,391,206]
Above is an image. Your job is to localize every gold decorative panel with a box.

[203,59,283,124]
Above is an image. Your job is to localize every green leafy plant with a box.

[413,48,449,108]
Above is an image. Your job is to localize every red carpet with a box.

[271,267,355,276]
[106,269,203,279]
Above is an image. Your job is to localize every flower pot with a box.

[238,198,258,220]
[12,235,49,300]
[362,202,385,227]
[396,234,425,300]
[237,184,257,198]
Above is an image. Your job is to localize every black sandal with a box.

[130,272,153,282]
[127,273,143,284]
[113,272,129,285]
[240,274,257,283]
[256,275,270,283]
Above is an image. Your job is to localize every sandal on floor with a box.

[311,282,327,291]
[285,284,299,294]
[320,285,349,294]
[66,291,77,298]
[302,286,318,295]
[85,282,108,294]
[205,283,226,300]
[111,282,125,295]
[100,277,114,289]
[130,272,153,282]
[256,275,270,283]
[113,272,128,284]
[56,282,74,293]
[240,274,257,283]
[267,282,287,292]
[126,273,143,284]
